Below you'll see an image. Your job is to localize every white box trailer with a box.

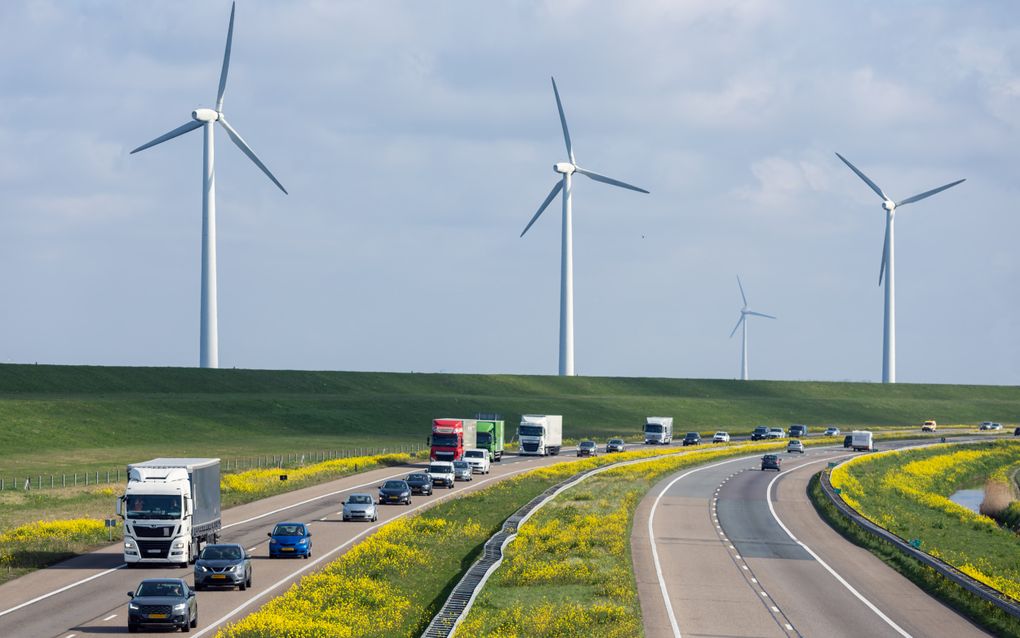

[645,417,674,444]
[851,430,874,452]
[517,415,563,456]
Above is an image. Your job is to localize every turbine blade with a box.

[520,181,563,237]
[130,120,203,154]
[216,2,236,113]
[574,167,649,194]
[729,315,745,339]
[879,218,889,286]
[896,178,965,206]
[746,311,776,319]
[835,152,887,201]
[550,77,574,164]
[736,275,747,307]
[218,117,288,194]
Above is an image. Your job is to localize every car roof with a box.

[140,578,187,585]
[202,543,243,549]
[348,492,374,497]
[273,522,305,528]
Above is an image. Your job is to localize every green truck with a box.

[475,415,505,462]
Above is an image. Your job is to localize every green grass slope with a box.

[0,364,1017,474]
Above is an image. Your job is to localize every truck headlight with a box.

[124,539,136,549]
[172,541,185,549]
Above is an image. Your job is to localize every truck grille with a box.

[137,540,172,558]
[434,452,455,461]
[132,525,174,538]
[138,604,173,615]
[521,442,539,452]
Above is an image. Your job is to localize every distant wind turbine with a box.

[131,2,287,369]
[729,276,776,381]
[520,77,649,376]
[835,153,964,384]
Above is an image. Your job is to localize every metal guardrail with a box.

[819,463,1020,619]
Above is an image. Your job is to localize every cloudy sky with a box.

[1,1,1017,385]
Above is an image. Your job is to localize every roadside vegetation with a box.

[829,441,1020,600]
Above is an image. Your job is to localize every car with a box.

[577,441,598,457]
[342,493,379,521]
[268,522,312,558]
[404,473,434,496]
[750,425,770,441]
[1015,427,1020,437]
[843,434,853,448]
[682,432,701,446]
[713,432,730,443]
[194,543,252,591]
[463,448,491,474]
[127,578,197,633]
[979,422,1003,431]
[428,462,455,488]
[378,479,413,505]
[453,460,473,481]
[922,420,937,432]
[824,426,841,436]
[789,424,808,438]
[786,439,805,454]
[605,438,626,453]
[767,428,787,439]
[761,454,781,472]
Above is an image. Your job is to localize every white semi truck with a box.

[116,458,221,567]
[517,414,563,456]
[644,417,674,444]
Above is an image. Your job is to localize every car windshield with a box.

[428,465,450,474]
[136,581,185,598]
[580,442,595,448]
[770,428,782,433]
[518,425,544,437]
[432,433,459,446]
[789,440,801,444]
[347,495,373,504]
[715,432,726,436]
[763,455,777,461]
[200,545,242,561]
[125,494,182,520]
[686,433,698,438]
[645,424,664,433]
[273,524,304,536]
[609,439,623,445]
[454,461,469,469]
[383,481,407,489]
[406,474,428,482]
[465,451,484,458]
[476,432,492,444]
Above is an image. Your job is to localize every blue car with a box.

[267,522,312,559]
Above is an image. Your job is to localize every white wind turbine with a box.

[729,276,776,381]
[131,2,287,369]
[835,153,964,384]
[520,77,649,376]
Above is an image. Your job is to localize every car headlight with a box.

[173,603,187,612]
[402,492,410,497]
[231,564,243,572]
[129,603,139,610]
[297,538,308,544]
[269,538,278,544]
[196,565,208,572]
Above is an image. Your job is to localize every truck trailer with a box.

[645,417,674,444]
[851,430,874,452]
[117,458,221,567]
[517,415,563,456]
[431,418,477,461]
[475,417,505,462]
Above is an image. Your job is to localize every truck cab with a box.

[431,419,477,461]
[644,417,674,444]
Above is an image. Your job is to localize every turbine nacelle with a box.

[882,199,896,212]
[192,108,219,123]
[553,162,575,175]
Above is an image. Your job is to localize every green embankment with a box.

[1,363,1018,475]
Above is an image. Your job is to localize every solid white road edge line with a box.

[0,565,125,618]
[766,457,912,638]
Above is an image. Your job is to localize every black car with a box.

[843,434,853,448]
[194,543,252,591]
[577,441,598,457]
[750,426,770,441]
[761,454,781,472]
[405,473,434,495]
[606,438,626,453]
[682,432,701,446]
[127,578,197,633]
[378,479,412,505]
[1015,427,1020,437]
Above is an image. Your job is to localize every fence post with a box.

[62,474,65,488]
[74,473,77,486]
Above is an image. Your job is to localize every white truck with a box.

[851,430,874,452]
[517,414,563,456]
[117,458,221,567]
[644,417,674,444]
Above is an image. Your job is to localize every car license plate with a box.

[148,613,168,619]
[389,496,398,501]
[282,547,294,552]
[212,574,226,579]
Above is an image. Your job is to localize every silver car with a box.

[194,544,251,591]
[453,460,473,481]
[786,439,805,453]
[342,493,378,522]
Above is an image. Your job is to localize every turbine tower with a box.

[131,2,287,369]
[835,153,964,384]
[728,276,776,381]
[520,77,649,376]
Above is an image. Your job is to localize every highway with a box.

[0,449,577,638]
[633,441,990,638]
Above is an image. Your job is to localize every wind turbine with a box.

[728,276,776,381]
[835,153,964,384]
[131,2,287,369]
[520,77,649,376]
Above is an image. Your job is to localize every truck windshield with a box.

[476,432,492,444]
[432,434,459,446]
[518,425,544,437]
[645,424,664,433]
[125,495,182,520]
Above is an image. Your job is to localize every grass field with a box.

[1,362,1018,476]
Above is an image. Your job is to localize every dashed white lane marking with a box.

[742,565,749,570]
[760,591,768,597]
[771,606,779,612]
[785,623,794,631]
[247,547,258,552]
[103,614,117,621]
[751,578,758,583]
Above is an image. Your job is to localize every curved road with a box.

[633,442,990,637]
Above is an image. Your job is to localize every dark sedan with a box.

[194,543,252,591]
[761,454,781,472]
[682,432,701,446]
[405,473,434,495]
[127,578,197,633]
[577,441,598,457]
[379,480,412,505]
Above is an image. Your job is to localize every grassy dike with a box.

[2,362,1018,475]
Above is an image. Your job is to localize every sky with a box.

[0,0,1018,385]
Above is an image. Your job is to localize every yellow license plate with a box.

[212,574,226,579]
[282,547,294,552]
[148,613,168,619]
